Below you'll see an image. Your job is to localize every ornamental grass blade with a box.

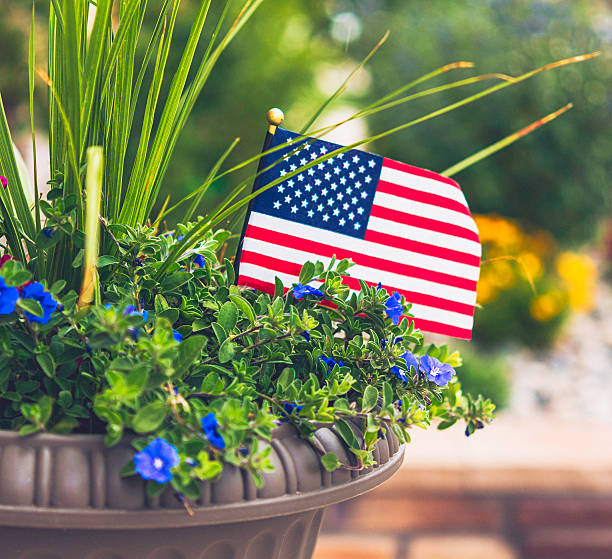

[441,103,574,177]
[0,93,37,246]
[79,147,104,308]
[29,2,40,236]
[79,0,112,156]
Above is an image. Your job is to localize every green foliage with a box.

[0,240,494,494]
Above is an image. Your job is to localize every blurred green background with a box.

[1,0,611,408]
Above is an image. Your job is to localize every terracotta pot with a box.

[0,421,404,559]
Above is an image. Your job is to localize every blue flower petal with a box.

[201,412,226,450]
[134,438,179,484]
[0,276,19,315]
[419,354,455,387]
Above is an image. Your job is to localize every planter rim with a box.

[0,445,403,529]
[0,424,404,529]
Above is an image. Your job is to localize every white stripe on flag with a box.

[380,166,470,206]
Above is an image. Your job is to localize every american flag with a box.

[236,128,481,339]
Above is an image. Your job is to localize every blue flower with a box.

[301,330,311,341]
[201,412,225,450]
[134,438,179,484]
[282,402,304,417]
[124,305,149,322]
[173,330,183,343]
[419,354,455,387]
[319,355,344,376]
[384,292,403,325]
[292,283,324,299]
[376,282,382,291]
[193,254,205,269]
[0,276,19,315]
[392,350,419,383]
[21,282,57,324]
[43,228,54,239]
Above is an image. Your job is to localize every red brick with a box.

[517,497,612,528]
[344,495,503,532]
[313,533,398,559]
[523,528,612,559]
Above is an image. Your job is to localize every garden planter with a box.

[0,421,404,559]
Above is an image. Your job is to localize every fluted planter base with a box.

[0,423,404,559]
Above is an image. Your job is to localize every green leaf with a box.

[146,480,166,497]
[274,277,284,298]
[36,354,56,377]
[18,298,43,318]
[335,418,359,449]
[229,294,256,325]
[298,261,314,284]
[19,424,40,436]
[218,338,236,363]
[321,452,340,472]
[158,308,179,324]
[200,371,220,393]
[211,322,227,343]
[3,268,33,287]
[382,382,393,408]
[161,272,191,291]
[277,368,295,391]
[132,401,167,434]
[174,335,206,377]
[154,294,169,313]
[217,301,238,332]
[97,255,118,268]
[224,258,235,285]
[362,385,378,412]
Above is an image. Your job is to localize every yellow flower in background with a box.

[529,289,565,322]
[474,214,523,248]
[518,251,544,281]
[476,276,498,304]
[556,251,597,312]
[488,260,516,289]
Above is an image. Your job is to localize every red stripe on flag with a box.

[243,226,478,291]
[369,205,480,243]
[239,251,475,315]
[236,275,472,339]
[377,179,472,217]
[407,317,472,340]
[364,229,480,267]
[382,158,460,189]
[237,275,277,295]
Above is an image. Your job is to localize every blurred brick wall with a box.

[313,416,612,559]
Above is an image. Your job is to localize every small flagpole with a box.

[233,108,285,282]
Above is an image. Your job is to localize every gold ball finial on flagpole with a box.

[266,108,284,134]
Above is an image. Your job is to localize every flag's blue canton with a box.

[252,128,383,240]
